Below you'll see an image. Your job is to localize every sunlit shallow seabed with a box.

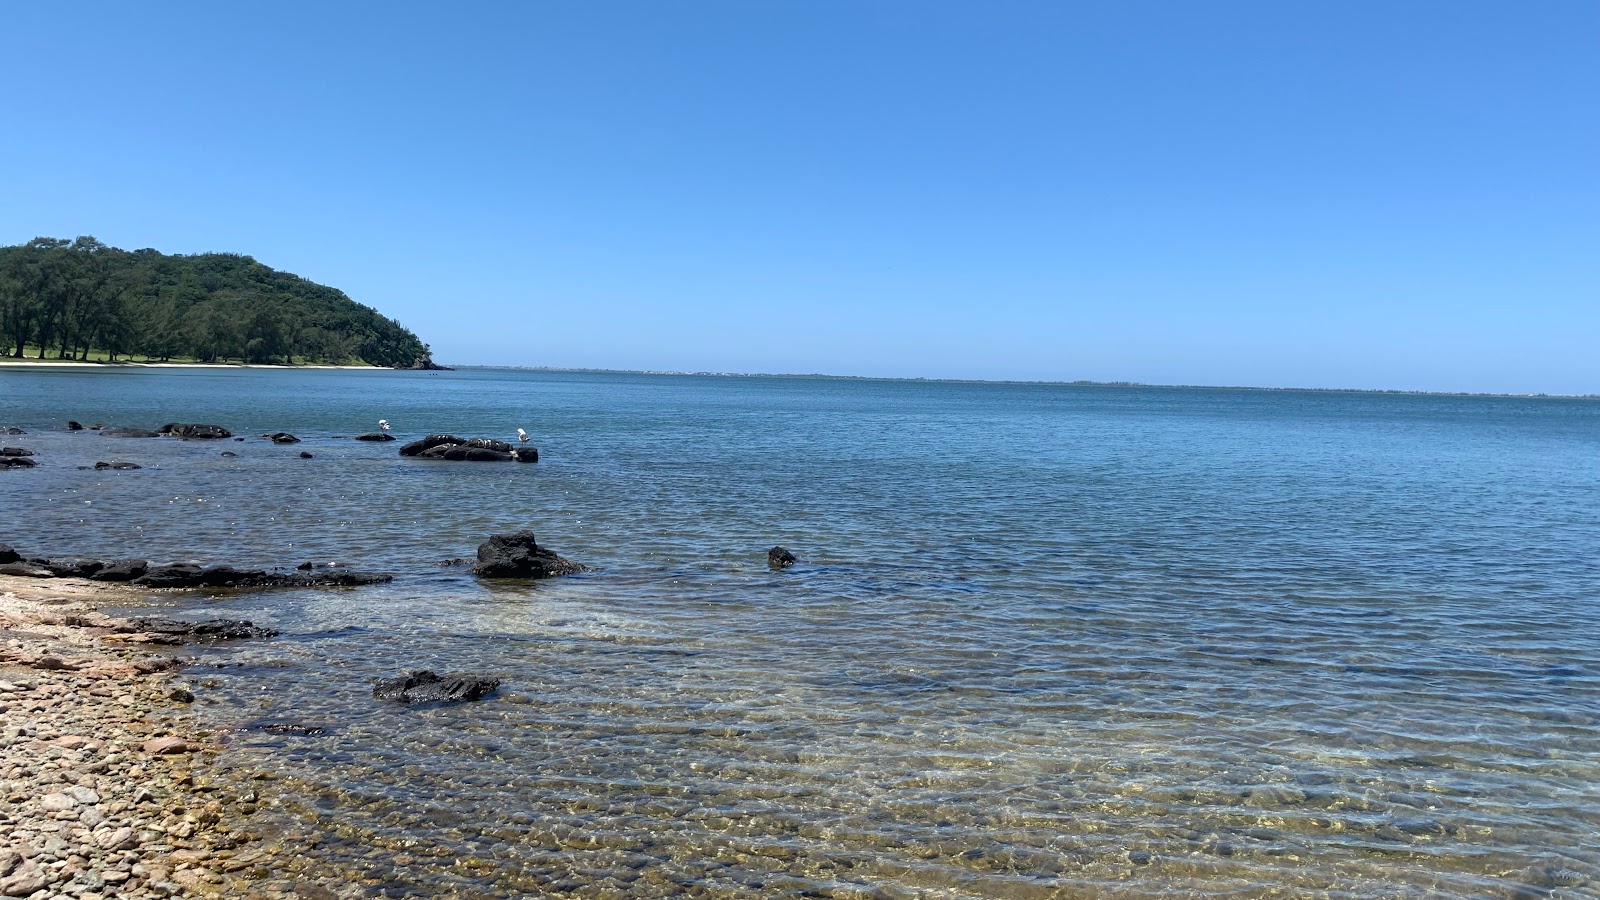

[2,367,1596,897]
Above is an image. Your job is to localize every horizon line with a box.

[443,364,1600,401]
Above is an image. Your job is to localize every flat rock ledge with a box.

[0,545,391,589]
[472,531,585,579]
[399,434,538,463]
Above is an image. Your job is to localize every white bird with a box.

[378,419,391,431]
[517,427,529,443]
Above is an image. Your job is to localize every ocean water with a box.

[1,366,1598,898]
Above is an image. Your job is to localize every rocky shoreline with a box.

[0,575,306,899]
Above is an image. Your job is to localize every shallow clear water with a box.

[2,367,1598,897]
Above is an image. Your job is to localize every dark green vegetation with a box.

[0,236,433,366]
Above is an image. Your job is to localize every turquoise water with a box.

[2,366,1598,898]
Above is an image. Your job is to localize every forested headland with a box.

[0,236,435,367]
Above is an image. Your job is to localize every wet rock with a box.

[0,426,23,435]
[354,432,396,441]
[438,557,472,566]
[300,451,313,458]
[403,434,538,463]
[768,546,797,568]
[0,563,52,577]
[169,687,195,703]
[0,457,36,469]
[92,460,142,470]
[131,563,205,587]
[91,558,149,581]
[157,423,233,439]
[254,721,330,736]
[31,557,106,579]
[0,543,18,565]
[132,562,391,589]
[264,432,300,443]
[66,421,83,430]
[0,447,32,457]
[126,618,279,643]
[220,451,237,457]
[398,434,466,456]
[100,426,158,438]
[472,530,585,579]
[373,670,501,704]
[142,736,194,755]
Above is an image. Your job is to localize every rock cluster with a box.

[399,434,537,463]
[372,670,500,704]
[0,448,34,470]
[472,531,584,578]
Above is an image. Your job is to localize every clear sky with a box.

[3,2,1595,393]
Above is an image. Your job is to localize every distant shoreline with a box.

[454,365,1600,401]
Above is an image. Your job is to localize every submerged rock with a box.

[265,432,300,444]
[1,426,23,435]
[100,426,159,438]
[300,451,313,459]
[373,670,500,704]
[92,460,142,470]
[131,561,391,589]
[67,420,84,430]
[354,432,396,442]
[0,447,33,457]
[125,617,279,643]
[473,530,585,579]
[768,546,797,569]
[158,423,233,439]
[0,457,36,469]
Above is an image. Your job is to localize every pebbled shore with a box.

[0,576,298,899]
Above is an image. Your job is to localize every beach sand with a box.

[0,575,301,899]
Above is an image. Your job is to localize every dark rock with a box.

[221,451,237,457]
[0,563,52,577]
[158,423,233,439]
[100,426,159,438]
[296,560,347,571]
[473,530,585,579]
[0,447,33,457]
[439,445,470,461]
[354,432,396,442]
[0,457,36,469]
[402,357,454,371]
[300,451,313,459]
[265,432,300,444]
[464,447,514,462]
[67,421,84,430]
[93,461,142,470]
[132,563,205,588]
[438,557,472,566]
[88,423,104,430]
[90,559,149,582]
[768,546,797,569]
[1,427,23,435]
[32,557,106,579]
[126,617,279,643]
[463,438,513,453]
[399,434,466,456]
[514,447,539,463]
[234,436,244,441]
[373,670,499,704]
[169,687,195,703]
[0,544,19,565]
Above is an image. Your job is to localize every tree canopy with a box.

[0,236,433,366]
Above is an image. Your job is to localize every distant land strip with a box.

[462,366,1599,400]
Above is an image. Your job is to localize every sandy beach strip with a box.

[0,574,299,899]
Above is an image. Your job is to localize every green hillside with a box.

[0,236,434,367]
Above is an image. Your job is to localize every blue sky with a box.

[3,2,1595,393]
